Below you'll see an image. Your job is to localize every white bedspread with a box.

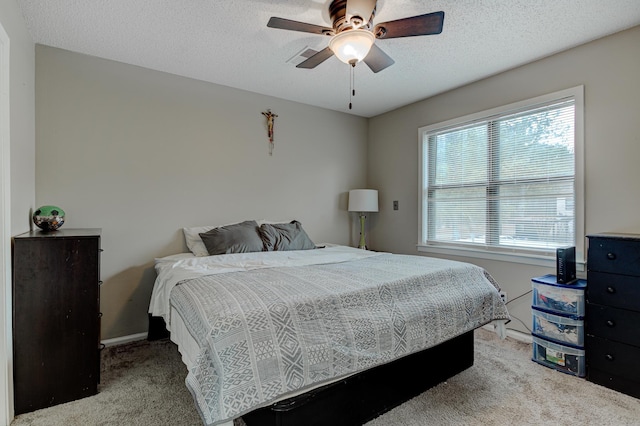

[149,245,383,326]
[149,246,510,425]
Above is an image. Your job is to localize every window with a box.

[418,87,584,266]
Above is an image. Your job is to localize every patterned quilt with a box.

[168,251,510,425]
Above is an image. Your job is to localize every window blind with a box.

[422,98,576,256]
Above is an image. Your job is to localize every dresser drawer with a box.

[586,335,640,383]
[587,271,640,312]
[588,368,640,399]
[586,304,640,347]
[587,236,640,277]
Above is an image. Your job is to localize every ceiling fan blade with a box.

[363,44,395,73]
[267,17,334,35]
[374,11,444,39]
[346,0,377,26]
[296,47,335,69]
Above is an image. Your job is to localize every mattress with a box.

[150,245,510,425]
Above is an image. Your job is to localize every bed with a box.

[148,221,510,426]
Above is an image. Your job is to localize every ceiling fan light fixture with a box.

[329,29,375,65]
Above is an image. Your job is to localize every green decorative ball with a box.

[33,205,65,231]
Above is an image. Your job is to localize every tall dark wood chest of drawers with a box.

[586,233,640,398]
[12,228,102,414]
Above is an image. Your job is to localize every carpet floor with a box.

[11,328,640,425]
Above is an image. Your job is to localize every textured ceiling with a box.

[17,0,640,117]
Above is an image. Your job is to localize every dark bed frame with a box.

[148,314,474,426]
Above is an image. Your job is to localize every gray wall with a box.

[368,25,640,334]
[35,46,369,339]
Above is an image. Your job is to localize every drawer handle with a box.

[606,286,616,294]
[606,319,615,327]
[606,252,616,260]
[605,354,615,362]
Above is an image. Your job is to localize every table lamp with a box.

[348,189,379,249]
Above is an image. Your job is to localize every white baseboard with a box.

[101,332,148,347]
[505,328,532,343]
[481,324,532,344]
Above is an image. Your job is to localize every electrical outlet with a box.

[499,290,507,304]
[393,200,399,210]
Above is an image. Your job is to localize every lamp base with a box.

[358,213,367,250]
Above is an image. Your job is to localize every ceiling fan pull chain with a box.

[352,63,356,97]
[349,64,353,110]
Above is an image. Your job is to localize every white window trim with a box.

[417,86,585,268]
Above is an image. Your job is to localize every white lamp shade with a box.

[329,29,375,64]
[348,189,379,212]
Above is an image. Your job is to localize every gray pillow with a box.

[199,220,264,255]
[259,220,316,251]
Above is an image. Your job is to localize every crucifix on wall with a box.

[262,109,278,156]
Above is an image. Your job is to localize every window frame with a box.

[417,86,585,268]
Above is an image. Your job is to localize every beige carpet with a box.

[11,329,640,426]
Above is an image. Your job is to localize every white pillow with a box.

[183,219,294,256]
[183,224,228,256]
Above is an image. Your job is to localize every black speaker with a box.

[556,246,576,284]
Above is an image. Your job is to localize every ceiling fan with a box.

[267,0,445,73]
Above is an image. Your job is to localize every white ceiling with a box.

[17,0,640,117]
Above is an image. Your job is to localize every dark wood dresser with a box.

[586,233,640,398]
[12,228,102,414]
